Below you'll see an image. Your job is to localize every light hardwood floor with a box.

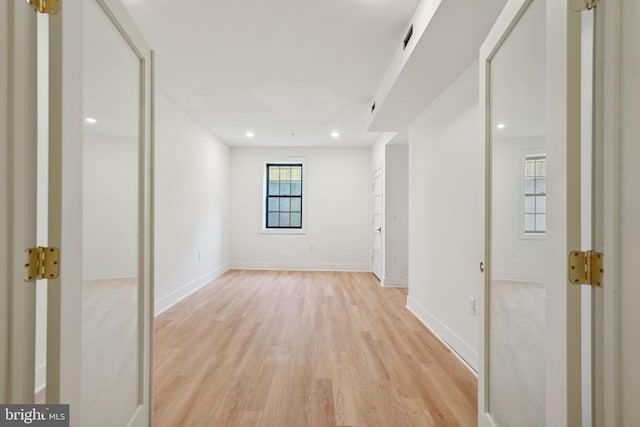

[154,270,477,426]
[82,278,139,426]
[35,277,139,426]
[488,280,544,427]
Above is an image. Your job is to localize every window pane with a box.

[291,182,302,196]
[525,160,535,177]
[291,167,301,181]
[269,167,280,181]
[267,213,279,228]
[291,213,301,227]
[536,214,546,231]
[265,163,302,229]
[269,182,280,196]
[523,156,546,234]
[280,167,291,181]
[524,196,536,214]
[524,177,536,194]
[524,214,535,231]
[268,197,279,211]
[279,213,290,227]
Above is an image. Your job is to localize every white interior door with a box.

[46,1,153,426]
[479,0,584,425]
[372,167,383,280]
[0,0,38,405]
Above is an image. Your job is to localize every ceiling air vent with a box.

[403,24,413,50]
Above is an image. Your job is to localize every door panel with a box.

[479,0,584,425]
[487,1,546,425]
[47,0,153,426]
[0,0,38,404]
[372,168,383,280]
[81,0,142,425]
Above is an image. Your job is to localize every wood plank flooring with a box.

[154,270,477,426]
[489,280,544,427]
[82,278,138,427]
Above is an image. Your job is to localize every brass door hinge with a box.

[25,0,60,14]
[569,251,604,287]
[24,247,60,282]
[570,0,601,12]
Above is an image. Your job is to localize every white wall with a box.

[384,145,409,287]
[154,93,230,314]
[492,136,545,282]
[406,61,480,370]
[83,135,138,279]
[230,147,371,271]
[371,132,395,169]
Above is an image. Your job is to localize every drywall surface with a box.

[384,145,408,287]
[154,93,230,314]
[230,146,371,271]
[491,136,546,282]
[83,135,139,279]
[407,61,480,369]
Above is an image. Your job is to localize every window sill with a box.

[260,228,307,235]
[521,232,546,240]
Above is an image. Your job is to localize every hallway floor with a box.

[153,270,477,426]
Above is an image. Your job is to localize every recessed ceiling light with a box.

[330,131,340,138]
[86,117,97,124]
[245,131,255,138]
[496,123,506,129]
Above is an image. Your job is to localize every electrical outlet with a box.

[468,297,476,315]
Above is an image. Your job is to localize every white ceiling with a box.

[122,0,420,147]
[84,0,140,139]
[367,0,508,131]
[491,0,545,140]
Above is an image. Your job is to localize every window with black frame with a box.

[523,154,546,234]
[265,164,302,229]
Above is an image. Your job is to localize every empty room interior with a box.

[3,0,638,426]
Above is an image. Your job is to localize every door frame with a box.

[0,0,38,404]
[371,165,384,280]
[593,0,621,425]
[478,0,583,425]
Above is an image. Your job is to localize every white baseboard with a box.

[406,295,478,374]
[154,263,230,316]
[382,276,408,288]
[229,262,370,272]
[35,363,46,394]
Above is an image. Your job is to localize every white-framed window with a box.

[523,154,546,234]
[261,159,307,234]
